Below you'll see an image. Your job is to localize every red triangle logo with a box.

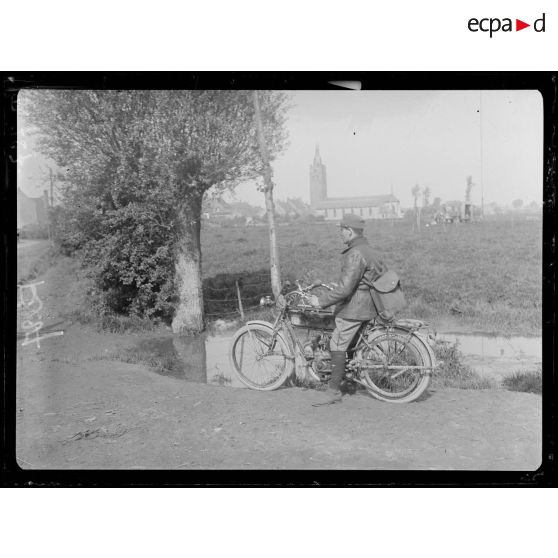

[516,19,530,31]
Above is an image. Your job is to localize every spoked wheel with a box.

[354,328,433,403]
[229,322,295,391]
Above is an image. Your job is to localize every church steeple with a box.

[313,144,322,165]
[309,144,327,209]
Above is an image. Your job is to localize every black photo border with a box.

[1,71,556,487]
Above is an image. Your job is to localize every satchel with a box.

[368,270,407,321]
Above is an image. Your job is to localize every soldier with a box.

[309,213,387,406]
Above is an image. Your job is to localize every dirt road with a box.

[14,255,542,471]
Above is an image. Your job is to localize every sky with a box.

[233,90,543,209]
[18,89,543,209]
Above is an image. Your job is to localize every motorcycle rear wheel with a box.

[354,328,433,403]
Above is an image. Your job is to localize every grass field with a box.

[201,218,542,335]
[17,228,542,394]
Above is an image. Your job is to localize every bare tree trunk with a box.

[263,186,281,298]
[253,90,281,298]
[172,193,204,334]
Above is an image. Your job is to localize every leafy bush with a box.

[79,203,177,322]
[431,340,494,390]
[503,369,542,394]
[50,205,89,255]
[49,182,178,322]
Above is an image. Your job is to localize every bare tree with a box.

[422,186,431,208]
[253,90,281,298]
[465,175,475,203]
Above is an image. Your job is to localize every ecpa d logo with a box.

[468,13,546,37]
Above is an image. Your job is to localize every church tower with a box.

[309,144,327,209]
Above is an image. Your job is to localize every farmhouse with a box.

[309,146,402,220]
[202,196,268,223]
[274,198,313,219]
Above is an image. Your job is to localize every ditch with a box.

[113,328,542,391]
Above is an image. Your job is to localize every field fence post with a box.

[235,280,245,320]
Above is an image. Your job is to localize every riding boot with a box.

[312,351,346,406]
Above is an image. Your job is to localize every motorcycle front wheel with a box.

[229,322,295,391]
[354,328,433,403]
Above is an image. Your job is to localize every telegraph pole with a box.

[49,167,54,206]
[48,167,54,244]
[479,91,484,219]
[253,90,282,298]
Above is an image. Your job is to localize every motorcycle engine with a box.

[313,348,332,375]
[303,335,332,378]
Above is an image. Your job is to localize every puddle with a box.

[135,326,313,388]
[438,333,541,360]
[133,331,543,388]
[205,335,244,387]
[438,333,542,381]
[135,334,243,388]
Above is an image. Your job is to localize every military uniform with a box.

[311,213,387,406]
[317,235,386,351]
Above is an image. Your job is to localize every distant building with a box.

[202,194,310,222]
[309,146,401,220]
[285,197,313,217]
[202,198,234,220]
[17,188,48,229]
[274,200,295,218]
[230,202,266,220]
[274,197,312,219]
[202,197,265,221]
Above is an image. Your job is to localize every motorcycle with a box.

[229,281,437,403]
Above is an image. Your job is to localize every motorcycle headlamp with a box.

[259,295,274,307]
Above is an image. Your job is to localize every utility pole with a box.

[43,189,52,244]
[49,167,54,207]
[48,167,54,245]
[479,91,484,220]
[253,90,282,298]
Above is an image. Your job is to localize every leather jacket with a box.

[317,236,387,320]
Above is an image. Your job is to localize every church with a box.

[309,146,402,220]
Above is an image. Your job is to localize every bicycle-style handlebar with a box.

[295,281,334,293]
[280,282,334,309]
[263,281,336,310]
